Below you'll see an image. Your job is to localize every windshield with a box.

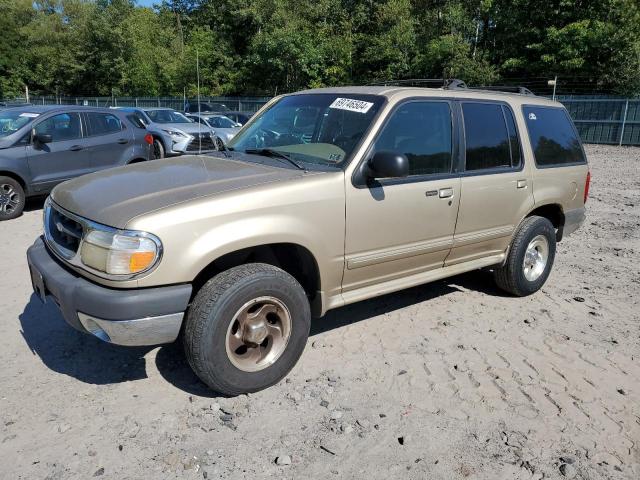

[145,110,192,124]
[228,93,384,166]
[0,111,39,138]
[206,115,236,128]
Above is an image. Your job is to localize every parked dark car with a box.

[0,105,153,220]
[184,101,229,113]
[210,111,253,126]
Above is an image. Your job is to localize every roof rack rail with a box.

[369,78,468,90]
[470,85,536,96]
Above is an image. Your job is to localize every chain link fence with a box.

[557,97,640,146]
[7,96,271,113]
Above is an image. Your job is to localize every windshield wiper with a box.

[244,148,306,171]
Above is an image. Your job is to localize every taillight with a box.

[584,171,591,204]
[144,133,153,145]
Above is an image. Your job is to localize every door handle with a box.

[69,145,84,151]
[517,179,527,189]
[438,187,454,199]
[117,138,129,144]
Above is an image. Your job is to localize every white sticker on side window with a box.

[329,98,374,114]
[19,112,40,118]
[528,112,537,120]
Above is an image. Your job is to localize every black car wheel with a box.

[183,263,311,396]
[494,216,557,296]
[153,138,165,159]
[0,176,25,221]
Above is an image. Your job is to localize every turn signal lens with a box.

[144,133,153,145]
[129,251,155,273]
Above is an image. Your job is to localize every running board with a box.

[327,253,505,311]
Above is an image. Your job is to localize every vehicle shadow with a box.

[311,269,502,336]
[19,269,503,396]
[24,196,47,213]
[19,293,152,385]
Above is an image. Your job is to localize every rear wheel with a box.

[494,216,556,296]
[153,138,165,159]
[0,176,25,221]
[183,263,310,395]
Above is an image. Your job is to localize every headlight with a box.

[162,128,187,137]
[80,228,161,276]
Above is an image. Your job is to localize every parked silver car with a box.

[186,113,241,144]
[115,107,217,157]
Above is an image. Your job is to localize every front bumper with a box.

[166,134,192,155]
[26,237,192,346]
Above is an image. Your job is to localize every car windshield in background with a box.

[0,111,39,137]
[206,115,236,128]
[227,94,384,166]
[145,110,192,124]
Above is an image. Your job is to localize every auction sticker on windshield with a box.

[19,113,40,118]
[329,98,374,114]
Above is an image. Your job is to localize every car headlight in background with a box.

[80,228,162,276]
[162,128,187,137]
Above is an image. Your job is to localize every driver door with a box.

[343,100,461,293]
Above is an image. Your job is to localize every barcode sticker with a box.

[329,98,374,114]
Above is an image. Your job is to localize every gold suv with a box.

[27,84,590,395]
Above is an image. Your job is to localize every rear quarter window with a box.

[523,106,586,167]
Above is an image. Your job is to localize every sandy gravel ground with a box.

[0,145,638,480]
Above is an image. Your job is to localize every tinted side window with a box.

[523,106,586,166]
[86,113,123,136]
[34,113,82,142]
[126,113,146,129]
[462,103,511,171]
[374,101,453,176]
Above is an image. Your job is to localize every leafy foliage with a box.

[1,0,639,97]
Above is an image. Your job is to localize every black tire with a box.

[153,138,165,159]
[494,216,556,296]
[0,176,25,221]
[183,263,310,395]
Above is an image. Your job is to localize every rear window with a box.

[86,112,123,136]
[126,113,147,129]
[523,106,586,167]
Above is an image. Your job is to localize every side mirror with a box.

[366,151,409,179]
[33,133,53,145]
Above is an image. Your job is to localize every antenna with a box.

[196,48,202,154]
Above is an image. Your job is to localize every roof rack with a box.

[368,79,536,96]
[369,78,468,90]
[469,85,535,96]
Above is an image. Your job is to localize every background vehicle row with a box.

[0,105,154,220]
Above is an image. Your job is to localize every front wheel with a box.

[152,138,165,159]
[494,216,556,296]
[183,263,310,395]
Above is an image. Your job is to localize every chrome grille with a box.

[44,202,84,259]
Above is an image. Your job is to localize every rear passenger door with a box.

[26,111,92,193]
[446,101,534,266]
[343,100,461,293]
[83,112,134,170]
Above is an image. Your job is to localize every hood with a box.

[51,154,307,228]
[161,122,213,135]
[0,137,15,149]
